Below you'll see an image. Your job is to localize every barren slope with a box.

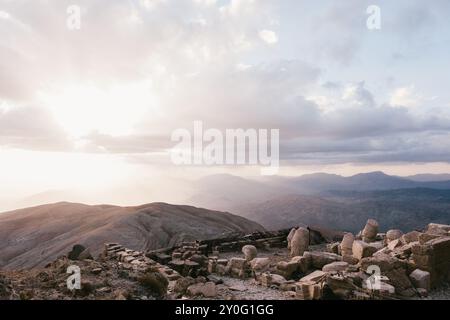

[0,202,264,269]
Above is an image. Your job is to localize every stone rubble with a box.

[0,221,449,300]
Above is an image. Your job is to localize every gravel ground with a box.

[215,276,296,300]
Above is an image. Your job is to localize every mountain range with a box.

[187,171,450,232]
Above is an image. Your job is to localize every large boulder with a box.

[277,260,301,279]
[426,223,450,236]
[291,255,311,273]
[299,270,326,283]
[412,236,450,287]
[309,252,342,269]
[290,228,310,257]
[352,240,377,261]
[386,230,403,243]
[360,253,414,296]
[249,258,270,272]
[409,269,430,291]
[322,261,349,273]
[242,245,257,261]
[401,231,421,244]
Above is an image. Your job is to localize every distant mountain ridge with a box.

[234,188,450,233]
[187,171,450,212]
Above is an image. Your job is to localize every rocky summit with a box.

[0,221,449,300]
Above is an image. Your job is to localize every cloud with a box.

[259,29,278,45]
[390,86,422,108]
[0,105,70,150]
[1,0,450,169]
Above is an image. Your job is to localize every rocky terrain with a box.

[0,202,264,269]
[0,220,448,300]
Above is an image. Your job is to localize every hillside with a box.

[235,189,450,232]
[0,202,264,269]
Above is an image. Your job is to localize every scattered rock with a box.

[249,257,270,272]
[401,231,421,244]
[386,229,403,242]
[409,269,430,291]
[309,252,342,269]
[322,261,349,273]
[352,240,377,260]
[299,270,327,283]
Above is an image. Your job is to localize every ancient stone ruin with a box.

[0,222,449,300]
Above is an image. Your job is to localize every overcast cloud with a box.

[1,0,450,204]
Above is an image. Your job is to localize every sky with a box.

[1,0,450,209]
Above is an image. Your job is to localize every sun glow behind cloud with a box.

[38,82,157,138]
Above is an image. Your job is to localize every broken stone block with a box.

[296,281,322,300]
[409,269,430,291]
[342,255,359,265]
[290,227,309,257]
[387,239,402,251]
[322,261,349,273]
[362,219,379,242]
[426,223,450,235]
[299,270,327,283]
[291,255,311,273]
[227,257,247,270]
[325,274,358,299]
[340,233,354,256]
[401,231,421,244]
[309,252,342,269]
[412,236,450,287]
[360,253,414,294]
[242,245,257,261]
[352,240,377,260]
[258,272,286,287]
[249,257,270,272]
[276,261,299,279]
[418,233,441,245]
[386,229,403,242]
